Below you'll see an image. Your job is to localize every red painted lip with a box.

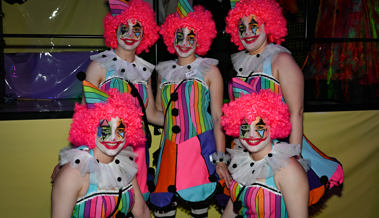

[242,137,266,146]
[121,38,138,45]
[100,141,123,150]
[242,35,259,44]
[176,45,192,53]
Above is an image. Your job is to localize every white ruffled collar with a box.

[227,139,307,186]
[231,44,290,77]
[91,50,154,85]
[156,57,218,89]
[59,146,137,190]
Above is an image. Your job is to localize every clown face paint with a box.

[95,117,126,156]
[117,19,143,51]
[174,27,197,58]
[239,116,271,153]
[238,15,266,52]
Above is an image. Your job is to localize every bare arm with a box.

[275,158,309,218]
[51,165,86,218]
[131,177,151,218]
[145,78,164,127]
[221,199,237,218]
[273,53,304,147]
[205,65,231,187]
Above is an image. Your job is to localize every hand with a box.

[215,162,232,188]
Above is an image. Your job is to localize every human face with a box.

[95,117,126,156]
[238,15,266,52]
[117,19,143,51]
[239,116,270,153]
[174,27,197,58]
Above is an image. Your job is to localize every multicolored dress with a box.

[59,146,137,218]
[229,44,344,205]
[91,50,154,200]
[228,141,305,217]
[149,58,218,208]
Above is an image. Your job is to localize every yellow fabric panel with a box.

[0,110,378,217]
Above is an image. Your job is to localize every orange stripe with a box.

[257,188,264,217]
[193,82,201,134]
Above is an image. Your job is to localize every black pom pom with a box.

[208,175,217,182]
[76,71,86,81]
[320,175,328,185]
[233,201,242,212]
[168,185,176,193]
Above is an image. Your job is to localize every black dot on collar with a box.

[245,50,249,53]
[187,65,191,70]
[129,157,134,161]
[256,54,260,58]
[172,65,176,69]
[232,163,237,168]
[132,63,136,67]
[212,159,216,164]
[268,153,273,157]
[102,54,107,58]
[239,68,243,72]
[117,177,122,182]
[219,158,224,162]
[121,69,125,73]
[75,159,80,164]
[250,162,254,167]
[252,170,255,174]
[96,159,99,163]
[243,149,248,152]
[143,67,147,71]
[115,159,120,164]
[112,57,117,61]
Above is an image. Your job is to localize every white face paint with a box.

[95,117,126,156]
[239,116,271,153]
[117,19,143,51]
[174,27,197,58]
[238,15,266,52]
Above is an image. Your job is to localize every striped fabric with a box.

[109,0,130,16]
[176,0,193,18]
[72,185,134,218]
[230,180,288,218]
[100,78,149,108]
[229,73,282,101]
[161,80,213,144]
[83,80,109,109]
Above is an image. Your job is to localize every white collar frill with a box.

[231,44,290,77]
[156,57,218,89]
[227,140,309,186]
[91,50,154,84]
[59,146,137,190]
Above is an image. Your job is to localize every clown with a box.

[225,0,343,206]
[149,5,229,217]
[221,90,309,217]
[85,0,163,200]
[51,84,150,218]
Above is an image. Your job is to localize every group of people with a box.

[51,0,344,217]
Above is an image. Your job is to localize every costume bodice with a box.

[157,58,217,143]
[59,146,137,218]
[91,50,154,108]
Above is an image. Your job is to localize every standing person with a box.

[51,85,150,218]
[225,0,343,205]
[149,5,231,217]
[85,0,163,200]
[221,90,309,218]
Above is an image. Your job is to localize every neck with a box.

[93,147,114,164]
[249,141,272,161]
[115,46,136,63]
[248,39,268,55]
[177,53,196,66]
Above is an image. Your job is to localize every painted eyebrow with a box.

[118,121,125,129]
[188,30,196,37]
[133,23,142,28]
[256,118,266,126]
[249,18,258,25]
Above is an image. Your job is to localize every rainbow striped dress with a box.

[150,58,218,208]
[91,50,154,200]
[59,146,137,218]
[229,45,344,206]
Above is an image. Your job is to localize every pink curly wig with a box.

[103,0,159,54]
[225,0,287,50]
[68,89,145,149]
[221,90,291,140]
[160,6,217,56]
